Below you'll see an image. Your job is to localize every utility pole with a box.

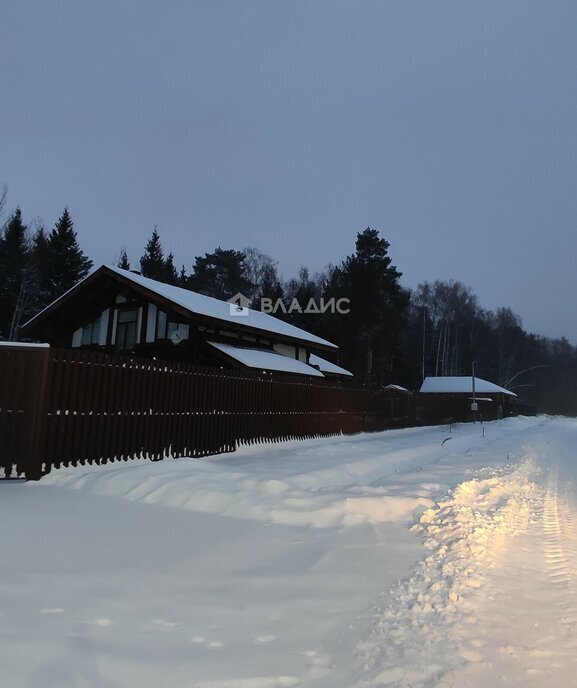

[422,307,426,383]
[471,360,477,424]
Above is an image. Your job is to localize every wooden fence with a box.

[0,345,415,480]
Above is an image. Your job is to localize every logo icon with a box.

[227,292,251,317]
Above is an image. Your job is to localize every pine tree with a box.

[338,228,407,385]
[117,247,130,270]
[188,248,253,300]
[0,208,32,339]
[43,208,93,303]
[162,252,178,285]
[30,227,51,310]
[139,229,179,284]
[139,228,165,279]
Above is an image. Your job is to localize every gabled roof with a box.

[419,376,516,397]
[23,265,337,351]
[384,384,411,393]
[208,342,325,377]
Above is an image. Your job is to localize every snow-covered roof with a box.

[309,353,353,377]
[24,265,337,351]
[208,342,325,377]
[384,384,411,393]
[420,376,516,397]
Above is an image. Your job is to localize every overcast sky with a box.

[2,1,577,341]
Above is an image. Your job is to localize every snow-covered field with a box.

[3,416,577,687]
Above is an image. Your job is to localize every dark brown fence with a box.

[0,344,51,479]
[0,345,415,480]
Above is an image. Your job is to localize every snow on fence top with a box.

[420,376,516,396]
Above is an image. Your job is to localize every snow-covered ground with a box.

[2,416,577,687]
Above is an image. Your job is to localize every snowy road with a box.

[358,418,577,687]
[2,416,577,687]
[432,422,577,688]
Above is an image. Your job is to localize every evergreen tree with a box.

[139,229,178,284]
[30,227,51,310]
[140,228,165,279]
[337,228,407,385]
[188,248,253,300]
[117,247,130,270]
[42,208,92,303]
[0,184,7,218]
[0,208,32,339]
[163,252,178,285]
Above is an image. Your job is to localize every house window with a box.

[167,321,178,340]
[81,317,101,346]
[116,309,138,350]
[156,310,167,339]
[156,310,188,341]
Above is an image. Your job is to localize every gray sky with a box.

[2,1,577,341]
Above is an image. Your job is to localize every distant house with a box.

[384,384,412,394]
[418,376,516,422]
[21,265,352,379]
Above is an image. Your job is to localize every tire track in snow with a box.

[542,470,577,627]
[354,460,540,687]
[416,427,577,688]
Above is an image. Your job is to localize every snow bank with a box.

[6,414,563,688]
[36,419,536,529]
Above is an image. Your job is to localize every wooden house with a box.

[21,265,352,379]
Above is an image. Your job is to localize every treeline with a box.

[2,192,577,414]
[0,190,92,341]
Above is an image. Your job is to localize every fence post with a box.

[24,346,51,480]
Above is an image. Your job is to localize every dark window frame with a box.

[81,317,101,346]
[155,309,188,342]
[115,307,139,351]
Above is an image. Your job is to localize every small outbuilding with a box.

[418,376,516,422]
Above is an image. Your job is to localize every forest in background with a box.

[1,186,576,415]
